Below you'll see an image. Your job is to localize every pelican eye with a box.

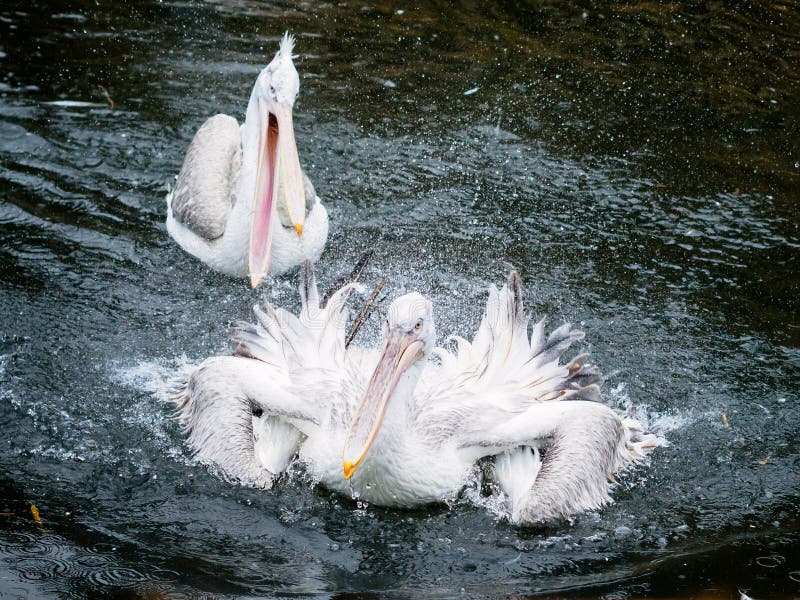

[269,84,276,95]
[413,320,423,331]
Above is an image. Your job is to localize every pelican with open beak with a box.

[166,33,328,287]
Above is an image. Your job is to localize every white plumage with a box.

[166,33,328,287]
[169,263,658,524]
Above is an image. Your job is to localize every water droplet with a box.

[614,526,632,537]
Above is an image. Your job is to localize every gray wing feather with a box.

[171,114,242,240]
[417,270,658,523]
[492,401,658,524]
[169,358,274,488]
[168,356,318,489]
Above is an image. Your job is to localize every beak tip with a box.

[343,460,355,480]
[294,223,303,237]
[250,273,264,289]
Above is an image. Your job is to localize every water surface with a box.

[1,1,798,598]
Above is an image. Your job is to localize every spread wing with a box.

[170,261,365,488]
[229,261,362,374]
[228,261,371,428]
[168,113,242,240]
[169,355,313,488]
[413,271,658,523]
[414,271,601,448]
[490,401,658,523]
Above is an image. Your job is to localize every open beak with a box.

[342,329,424,479]
[248,99,307,288]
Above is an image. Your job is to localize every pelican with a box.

[166,33,328,288]
[169,264,659,524]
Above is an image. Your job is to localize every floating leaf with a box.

[758,456,769,467]
[721,413,730,428]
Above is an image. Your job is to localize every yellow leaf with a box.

[758,456,769,467]
[30,504,42,524]
[98,85,115,109]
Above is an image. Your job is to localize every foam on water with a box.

[0,354,12,407]
[604,379,715,437]
[110,357,189,400]
[460,464,514,522]
[109,358,197,465]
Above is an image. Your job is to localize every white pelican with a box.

[166,33,328,288]
[169,263,658,524]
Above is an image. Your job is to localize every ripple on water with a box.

[15,557,71,581]
[148,568,181,583]
[1,531,54,555]
[755,554,785,568]
[0,528,184,595]
[74,554,109,569]
[85,566,150,588]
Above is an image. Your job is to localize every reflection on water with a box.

[0,0,798,598]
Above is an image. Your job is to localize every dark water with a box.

[1,1,798,597]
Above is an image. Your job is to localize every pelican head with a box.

[247,32,311,288]
[342,293,435,479]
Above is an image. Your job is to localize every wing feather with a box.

[416,270,597,445]
[169,356,314,489]
[490,401,659,524]
[169,114,241,240]
[227,260,366,417]
[410,270,658,524]
[170,262,366,488]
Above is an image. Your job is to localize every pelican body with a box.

[170,264,658,524]
[166,33,328,287]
